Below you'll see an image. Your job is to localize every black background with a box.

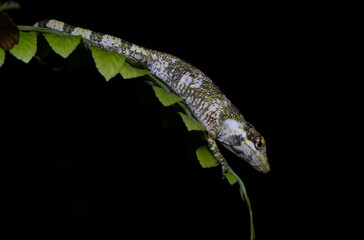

[1,1,362,239]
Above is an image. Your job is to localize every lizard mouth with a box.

[219,141,270,174]
[251,153,270,174]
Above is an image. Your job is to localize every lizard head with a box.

[217,119,270,173]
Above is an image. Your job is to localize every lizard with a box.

[34,19,270,176]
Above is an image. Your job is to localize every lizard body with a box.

[35,19,270,175]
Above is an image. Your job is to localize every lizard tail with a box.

[34,19,132,49]
[34,19,153,66]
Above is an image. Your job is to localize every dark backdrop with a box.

[1,1,362,239]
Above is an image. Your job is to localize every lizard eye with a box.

[255,137,265,149]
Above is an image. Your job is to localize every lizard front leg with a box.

[207,129,228,178]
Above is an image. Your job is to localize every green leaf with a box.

[225,170,238,185]
[196,145,219,168]
[178,112,206,132]
[152,86,185,107]
[0,48,4,67]
[89,46,126,81]
[43,32,82,58]
[9,31,37,63]
[120,62,150,79]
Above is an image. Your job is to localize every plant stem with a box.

[227,165,255,240]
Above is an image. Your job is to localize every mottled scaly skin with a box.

[34,19,270,175]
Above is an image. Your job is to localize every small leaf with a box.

[152,86,185,107]
[0,48,5,67]
[9,31,37,63]
[89,46,126,81]
[178,112,206,132]
[225,170,238,185]
[196,145,219,168]
[120,62,150,79]
[43,32,82,58]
